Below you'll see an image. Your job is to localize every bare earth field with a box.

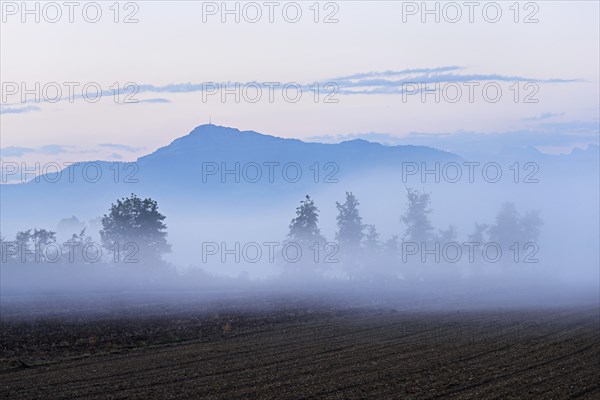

[1,293,599,399]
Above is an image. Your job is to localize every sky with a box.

[1,1,599,166]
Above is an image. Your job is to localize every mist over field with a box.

[1,124,598,309]
[1,2,599,398]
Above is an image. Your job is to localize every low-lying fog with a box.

[1,161,598,313]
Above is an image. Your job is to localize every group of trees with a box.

[2,189,543,282]
[289,189,542,248]
[1,194,170,266]
[285,189,543,279]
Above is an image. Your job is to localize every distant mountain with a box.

[0,124,460,232]
[135,124,459,184]
[14,124,459,187]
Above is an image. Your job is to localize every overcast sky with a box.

[1,1,598,164]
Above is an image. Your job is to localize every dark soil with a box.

[1,293,598,399]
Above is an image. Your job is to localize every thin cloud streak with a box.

[2,67,582,106]
[0,105,41,114]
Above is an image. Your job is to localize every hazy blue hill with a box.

[131,124,460,193]
[137,124,456,169]
[1,124,461,230]
[6,124,597,233]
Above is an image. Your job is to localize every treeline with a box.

[1,189,543,281]
[283,189,542,280]
[1,194,170,266]
[291,189,542,250]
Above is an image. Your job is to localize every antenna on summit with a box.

[209,114,212,124]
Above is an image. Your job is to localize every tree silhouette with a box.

[488,203,521,247]
[15,229,33,253]
[288,195,325,245]
[335,192,364,248]
[488,203,542,246]
[62,228,93,264]
[400,188,434,243]
[384,235,400,257]
[437,225,457,243]
[467,223,489,243]
[57,216,85,236]
[10,228,56,262]
[0,234,18,263]
[488,203,543,264]
[520,210,543,242]
[31,229,57,249]
[363,224,381,254]
[100,193,171,262]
